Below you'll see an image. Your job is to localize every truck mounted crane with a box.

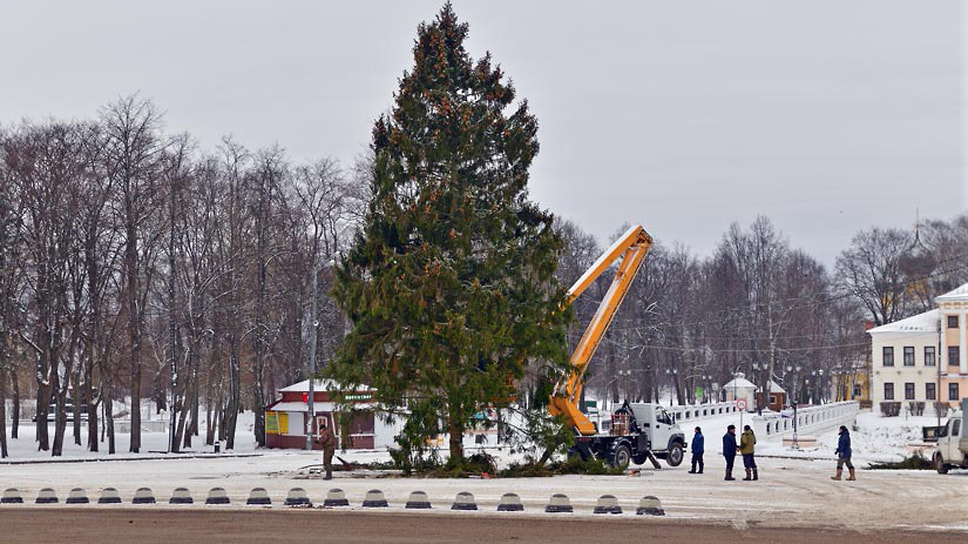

[548,224,685,469]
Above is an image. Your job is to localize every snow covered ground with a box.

[2,407,967,532]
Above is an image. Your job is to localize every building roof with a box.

[767,380,786,394]
[278,379,372,393]
[936,281,968,303]
[723,375,757,390]
[867,309,939,335]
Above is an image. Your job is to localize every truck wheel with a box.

[665,442,684,467]
[935,453,948,474]
[611,444,631,470]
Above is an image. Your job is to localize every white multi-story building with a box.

[868,282,968,412]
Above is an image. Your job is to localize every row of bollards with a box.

[1,487,664,515]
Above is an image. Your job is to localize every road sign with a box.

[735,398,747,411]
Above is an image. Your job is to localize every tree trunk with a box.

[11,369,19,439]
[448,417,464,464]
[35,381,51,451]
[0,374,7,458]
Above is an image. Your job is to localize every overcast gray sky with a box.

[0,0,963,265]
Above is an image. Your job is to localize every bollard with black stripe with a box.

[246,488,271,506]
[544,493,573,513]
[169,487,194,505]
[98,488,123,504]
[636,495,665,516]
[405,491,432,509]
[66,488,90,505]
[132,487,156,504]
[593,494,622,515]
[206,487,230,505]
[361,489,388,508]
[35,488,58,504]
[451,491,477,511]
[497,492,524,512]
[323,488,350,507]
[1,488,23,504]
[284,487,312,507]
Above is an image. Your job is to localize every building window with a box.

[903,347,915,366]
[949,382,960,401]
[884,383,894,400]
[883,346,894,367]
[926,382,936,400]
[925,346,936,366]
[948,382,961,400]
[904,382,915,400]
[948,315,959,329]
[949,346,960,366]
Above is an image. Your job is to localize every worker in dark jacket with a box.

[688,427,705,474]
[722,425,737,481]
[315,418,337,480]
[831,425,855,481]
[740,425,758,481]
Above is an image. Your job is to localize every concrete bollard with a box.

[451,491,477,511]
[1,488,24,504]
[284,487,312,507]
[497,492,524,512]
[544,493,573,513]
[361,489,388,508]
[35,488,58,504]
[132,487,156,504]
[246,488,272,506]
[206,487,230,505]
[66,488,90,504]
[405,491,432,509]
[323,488,350,507]
[636,495,665,516]
[98,488,123,504]
[169,487,194,505]
[593,494,622,515]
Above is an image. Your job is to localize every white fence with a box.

[668,401,743,423]
[750,401,859,438]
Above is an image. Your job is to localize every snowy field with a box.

[3,408,967,533]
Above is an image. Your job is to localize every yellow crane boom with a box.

[548,224,653,436]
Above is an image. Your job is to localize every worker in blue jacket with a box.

[722,424,737,481]
[831,425,855,481]
[688,426,704,474]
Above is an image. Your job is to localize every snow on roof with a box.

[867,309,939,334]
[936,281,968,303]
[723,376,757,389]
[278,379,373,393]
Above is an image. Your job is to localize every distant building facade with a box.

[868,283,968,413]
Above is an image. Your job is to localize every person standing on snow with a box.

[315,418,337,480]
[688,426,704,474]
[722,424,737,481]
[831,425,855,481]
[740,424,758,481]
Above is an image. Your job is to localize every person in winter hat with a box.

[688,426,705,474]
[831,425,855,481]
[739,425,758,481]
[722,425,737,481]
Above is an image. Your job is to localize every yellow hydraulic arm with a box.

[548,224,653,436]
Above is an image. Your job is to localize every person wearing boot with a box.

[739,425,758,481]
[722,425,737,480]
[831,425,855,481]
[315,417,337,480]
[688,427,705,474]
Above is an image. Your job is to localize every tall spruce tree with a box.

[329,4,569,463]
